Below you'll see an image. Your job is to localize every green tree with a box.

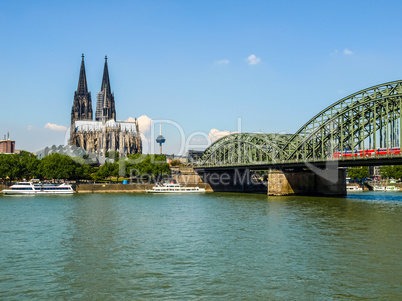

[379,165,402,179]
[0,152,40,181]
[394,166,402,179]
[74,164,94,180]
[379,166,393,179]
[0,154,20,180]
[347,166,369,181]
[124,154,170,181]
[92,162,119,181]
[18,151,40,179]
[38,153,78,180]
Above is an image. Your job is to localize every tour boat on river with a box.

[146,183,205,193]
[346,186,363,192]
[2,182,74,195]
[385,186,400,192]
[373,185,401,192]
[373,186,386,191]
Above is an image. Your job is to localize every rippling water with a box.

[0,192,401,300]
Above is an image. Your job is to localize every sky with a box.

[1,0,402,154]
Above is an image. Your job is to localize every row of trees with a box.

[378,165,402,180]
[0,152,170,182]
[347,165,402,181]
[92,153,171,182]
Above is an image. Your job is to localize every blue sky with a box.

[1,0,402,154]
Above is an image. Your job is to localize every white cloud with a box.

[343,48,353,55]
[208,129,237,143]
[246,54,261,65]
[215,59,230,65]
[135,115,152,137]
[44,123,68,132]
[27,125,34,131]
[126,117,136,123]
[330,50,338,56]
[128,115,153,154]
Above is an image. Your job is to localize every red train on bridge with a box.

[333,147,401,158]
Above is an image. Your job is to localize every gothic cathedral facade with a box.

[69,55,142,156]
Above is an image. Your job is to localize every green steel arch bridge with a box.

[199,80,402,170]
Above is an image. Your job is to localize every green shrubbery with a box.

[347,166,370,181]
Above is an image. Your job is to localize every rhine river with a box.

[0,192,401,300]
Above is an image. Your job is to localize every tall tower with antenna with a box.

[156,122,166,155]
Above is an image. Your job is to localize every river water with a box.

[0,192,401,300]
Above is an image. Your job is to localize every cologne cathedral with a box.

[69,54,142,156]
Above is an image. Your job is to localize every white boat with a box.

[385,186,400,192]
[347,186,363,192]
[146,183,206,193]
[373,186,386,191]
[2,182,74,195]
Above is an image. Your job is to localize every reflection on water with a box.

[0,193,401,299]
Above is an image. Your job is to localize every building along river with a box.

[0,192,401,300]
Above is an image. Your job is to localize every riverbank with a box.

[347,182,402,191]
[74,183,213,193]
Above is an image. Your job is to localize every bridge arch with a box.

[200,80,402,167]
[201,133,293,165]
[279,80,402,161]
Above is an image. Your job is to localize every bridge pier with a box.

[267,168,346,196]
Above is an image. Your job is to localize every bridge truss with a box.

[201,80,402,166]
[201,133,294,165]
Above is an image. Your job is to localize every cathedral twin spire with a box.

[71,54,116,126]
[101,56,112,95]
[96,56,116,122]
[77,54,89,95]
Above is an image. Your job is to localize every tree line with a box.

[0,152,170,182]
[347,165,402,181]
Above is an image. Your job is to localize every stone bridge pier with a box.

[267,168,346,196]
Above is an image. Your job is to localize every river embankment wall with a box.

[74,183,212,193]
[171,166,204,184]
[76,167,212,193]
[347,182,402,191]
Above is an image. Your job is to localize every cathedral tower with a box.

[71,54,93,125]
[69,54,142,156]
[95,56,116,122]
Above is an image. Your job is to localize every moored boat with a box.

[145,183,205,193]
[347,186,363,192]
[385,185,400,192]
[373,186,386,191]
[2,182,74,195]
